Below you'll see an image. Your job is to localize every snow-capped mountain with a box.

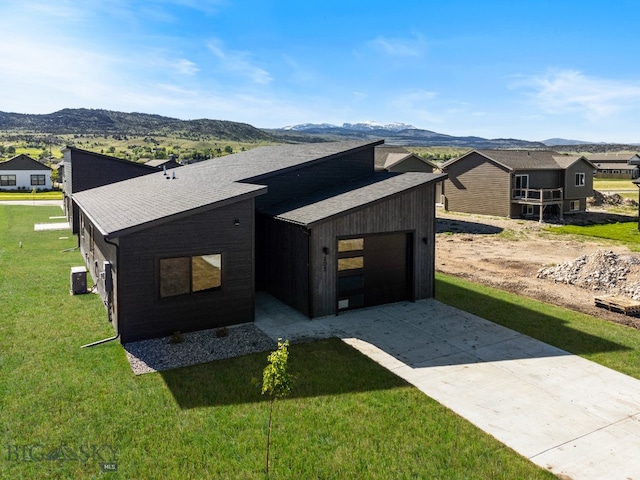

[283,121,417,132]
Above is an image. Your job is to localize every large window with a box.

[31,175,46,186]
[0,175,16,186]
[570,200,580,211]
[160,254,222,298]
[514,174,529,198]
[575,172,585,186]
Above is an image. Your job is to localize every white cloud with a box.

[207,39,272,84]
[514,69,640,120]
[367,34,426,58]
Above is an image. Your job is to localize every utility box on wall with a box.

[70,266,87,295]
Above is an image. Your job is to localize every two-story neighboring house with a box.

[0,154,52,190]
[441,150,596,221]
[586,153,640,179]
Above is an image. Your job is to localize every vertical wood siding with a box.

[252,149,374,210]
[309,184,435,317]
[112,199,255,343]
[260,216,310,315]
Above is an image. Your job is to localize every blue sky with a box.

[1,0,640,143]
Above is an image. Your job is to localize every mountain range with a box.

[0,109,636,151]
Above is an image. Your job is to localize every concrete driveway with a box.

[255,294,640,480]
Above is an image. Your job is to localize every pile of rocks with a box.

[537,250,640,300]
[588,190,638,207]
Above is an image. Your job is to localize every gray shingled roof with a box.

[74,140,382,237]
[263,172,446,227]
[587,153,640,162]
[442,149,591,171]
[74,172,266,238]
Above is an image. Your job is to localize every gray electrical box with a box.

[70,266,87,295]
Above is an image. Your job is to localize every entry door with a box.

[337,233,411,312]
[514,174,529,198]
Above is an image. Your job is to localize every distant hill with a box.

[0,108,273,142]
[542,138,593,146]
[267,123,548,149]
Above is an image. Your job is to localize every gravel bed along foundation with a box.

[124,323,277,375]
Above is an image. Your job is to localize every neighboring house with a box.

[374,145,444,203]
[441,150,595,221]
[61,147,157,234]
[374,145,438,173]
[0,154,52,190]
[73,140,446,343]
[144,158,181,170]
[586,153,640,179]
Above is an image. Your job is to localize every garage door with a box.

[337,232,412,312]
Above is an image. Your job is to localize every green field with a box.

[0,191,62,200]
[593,178,638,192]
[545,222,640,251]
[1,205,555,479]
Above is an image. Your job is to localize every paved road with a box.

[255,294,640,480]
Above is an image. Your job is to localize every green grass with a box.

[436,273,640,379]
[0,191,62,200]
[545,222,640,251]
[1,205,554,479]
[593,178,638,192]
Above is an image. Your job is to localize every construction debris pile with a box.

[537,250,640,300]
[588,190,638,207]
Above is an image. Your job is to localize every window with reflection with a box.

[160,254,222,298]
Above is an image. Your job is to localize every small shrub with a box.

[169,331,184,344]
[216,326,229,338]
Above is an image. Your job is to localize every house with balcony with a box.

[586,153,640,179]
[440,150,596,221]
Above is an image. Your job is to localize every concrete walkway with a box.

[254,294,640,480]
[0,200,63,207]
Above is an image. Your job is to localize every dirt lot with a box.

[435,208,640,329]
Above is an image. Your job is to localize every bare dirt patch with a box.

[435,209,640,329]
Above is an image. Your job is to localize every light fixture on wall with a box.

[322,247,329,255]
[422,237,428,244]
[234,219,240,226]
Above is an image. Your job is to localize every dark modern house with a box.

[61,147,157,234]
[441,150,596,221]
[72,140,445,343]
[586,153,640,179]
[0,154,52,190]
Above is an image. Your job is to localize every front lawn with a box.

[545,221,640,251]
[1,204,554,479]
[436,273,640,379]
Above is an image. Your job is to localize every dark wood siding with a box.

[444,153,511,217]
[252,148,374,210]
[259,215,310,315]
[114,199,255,343]
[79,212,119,332]
[308,183,436,318]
